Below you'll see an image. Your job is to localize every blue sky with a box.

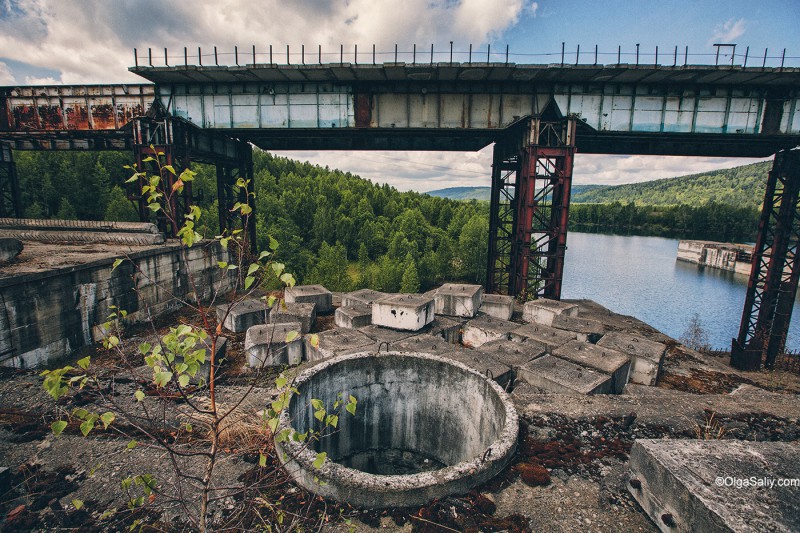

[0,0,796,190]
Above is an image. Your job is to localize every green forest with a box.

[13,150,766,290]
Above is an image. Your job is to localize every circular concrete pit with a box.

[276,351,518,508]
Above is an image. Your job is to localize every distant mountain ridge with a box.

[426,160,771,208]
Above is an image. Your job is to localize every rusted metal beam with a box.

[0,143,21,218]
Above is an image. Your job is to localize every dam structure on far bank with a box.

[677,240,753,276]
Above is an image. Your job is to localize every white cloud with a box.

[24,75,60,85]
[0,61,15,84]
[708,18,746,46]
[527,1,539,17]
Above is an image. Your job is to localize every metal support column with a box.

[732,149,800,370]
[0,143,21,218]
[487,117,576,299]
[215,146,256,251]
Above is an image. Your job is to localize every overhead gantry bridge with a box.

[1,60,799,370]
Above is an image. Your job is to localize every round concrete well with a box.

[275,351,519,508]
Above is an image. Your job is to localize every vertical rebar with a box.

[505,44,509,65]
[302,44,305,65]
[149,48,152,66]
[576,44,580,65]
[253,45,256,64]
[655,46,658,66]
[214,46,218,66]
[561,42,565,65]
[781,48,786,69]
[373,44,376,65]
[235,46,238,66]
[487,43,490,62]
[286,45,290,64]
[270,45,273,64]
[684,46,688,66]
[673,45,677,67]
[355,44,358,64]
[164,47,169,66]
[635,43,639,65]
[319,44,322,64]
[450,41,454,64]
[763,48,768,68]
[469,43,472,64]
[413,44,416,65]
[134,48,138,68]
[394,44,398,63]
[184,47,188,66]
[617,45,621,64]
[430,43,433,65]
[743,46,749,68]
[594,44,598,65]
[715,45,720,66]
[340,44,343,65]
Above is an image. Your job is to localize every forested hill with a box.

[427,184,604,202]
[570,160,771,208]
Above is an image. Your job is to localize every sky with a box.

[1,0,797,191]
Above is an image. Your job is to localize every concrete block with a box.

[372,293,435,331]
[434,283,483,318]
[285,284,333,313]
[551,314,609,343]
[196,336,227,385]
[271,302,317,333]
[509,323,577,351]
[440,349,513,388]
[391,334,452,354]
[480,293,514,321]
[476,338,546,371]
[342,288,386,307]
[245,323,304,368]
[334,304,372,329]
[517,354,614,395]
[597,332,667,386]
[0,238,22,262]
[304,328,375,362]
[358,325,417,344]
[216,298,270,333]
[552,340,630,394]
[522,298,579,326]
[462,315,518,348]
[629,439,800,533]
[427,316,464,344]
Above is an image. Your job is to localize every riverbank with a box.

[676,240,752,276]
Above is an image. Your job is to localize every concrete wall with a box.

[0,241,233,368]
[677,240,752,276]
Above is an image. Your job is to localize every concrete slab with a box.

[480,293,514,321]
[341,288,387,307]
[434,283,483,317]
[358,325,417,344]
[462,315,518,348]
[517,354,614,395]
[334,304,372,329]
[509,323,577,351]
[551,315,609,343]
[391,334,452,354]
[522,298,579,326]
[245,323,304,368]
[216,298,271,333]
[0,238,22,262]
[476,338,546,371]
[439,349,513,388]
[552,340,631,394]
[372,293,435,331]
[285,284,333,313]
[597,332,667,386]
[629,439,800,533]
[270,302,317,333]
[304,328,375,362]
[427,316,464,344]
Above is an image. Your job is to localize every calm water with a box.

[561,232,800,351]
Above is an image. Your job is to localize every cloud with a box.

[527,1,539,17]
[0,61,15,84]
[708,18,746,46]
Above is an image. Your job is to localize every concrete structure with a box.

[341,289,386,307]
[372,294,435,331]
[358,325,416,344]
[476,339,546,372]
[285,284,333,313]
[334,304,372,329]
[216,298,271,333]
[0,238,21,262]
[510,323,577,351]
[462,315,518,347]
[245,322,303,368]
[522,299,579,326]
[434,283,483,318]
[629,439,800,533]
[0,240,232,368]
[195,336,227,385]
[517,354,614,395]
[427,316,463,344]
[677,240,752,276]
[552,341,631,394]
[479,293,514,321]
[391,334,451,354]
[276,351,518,508]
[441,349,514,388]
[597,332,666,386]
[551,314,609,343]
[0,218,166,246]
[271,302,316,333]
[305,328,375,362]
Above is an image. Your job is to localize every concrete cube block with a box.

[391,334,451,354]
[427,316,464,344]
[462,315,518,348]
[476,338,546,371]
[305,328,375,362]
[245,323,304,368]
[434,283,484,318]
[285,284,333,313]
[551,315,610,343]
[334,304,372,329]
[270,302,316,333]
[517,354,614,395]
[597,332,667,386]
[358,325,417,344]
[216,298,270,333]
[552,340,630,394]
[440,349,513,389]
[372,294,435,331]
[510,323,577,351]
[480,293,514,321]
[342,288,386,307]
[522,298,579,326]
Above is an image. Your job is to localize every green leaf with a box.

[267,295,277,308]
[100,412,115,429]
[80,418,95,437]
[244,276,255,290]
[259,453,267,467]
[72,499,84,510]
[51,420,68,436]
[178,374,190,388]
[258,250,271,261]
[326,414,338,428]
[269,235,279,251]
[280,273,296,287]
[76,356,91,370]
[163,164,176,175]
[185,423,192,432]
[312,452,327,469]
[73,408,89,420]
[154,371,173,388]
[314,409,325,422]
[346,396,357,416]
[271,263,285,276]
[112,258,123,272]
[247,263,260,276]
[310,399,324,410]
[275,375,287,389]
[217,261,228,269]
[147,203,160,213]
[127,440,138,450]
[309,334,319,349]
[285,330,299,343]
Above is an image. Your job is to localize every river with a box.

[561,232,800,351]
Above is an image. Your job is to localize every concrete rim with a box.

[275,350,519,508]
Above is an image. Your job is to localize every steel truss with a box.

[0,143,21,218]
[733,149,800,370]
[487,117,576,299]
